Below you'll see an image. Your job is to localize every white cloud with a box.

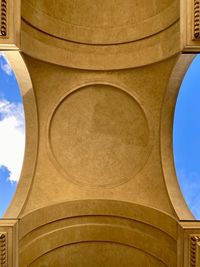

[0,52,13,76]
[0,99,25,182]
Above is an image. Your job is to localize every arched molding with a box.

[2,51,38,218]
[20,20,180,70]
[22,0,179,45]
[19,200,178,267]
[161,53,195,220]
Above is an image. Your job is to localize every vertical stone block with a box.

[181,0,200,51]
[0,220,18,267]
[0,0,20,49]
[179,222,200,267]
[0,233,7,267]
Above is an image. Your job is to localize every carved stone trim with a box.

[0,233,7,267]
[190,235,200,267]
[194,0,200,39]
[0,0,7,38]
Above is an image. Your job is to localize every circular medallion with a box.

[49,84,152,187]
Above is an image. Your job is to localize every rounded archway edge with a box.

[2,51,39,219]
[161,53,195,220]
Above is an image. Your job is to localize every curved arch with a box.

[22,0,178,45]
[19,200,178,267]
[161,54,195,220]
[2,51,38,218]
[21,20,180,70]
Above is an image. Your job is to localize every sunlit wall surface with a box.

[0,53,25,217]
[173,55,200,220]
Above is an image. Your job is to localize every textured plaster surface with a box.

[1,0,198,266]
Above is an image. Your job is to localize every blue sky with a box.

[0,53,25,217]
[173,55,200,219]
[0,53,199,219]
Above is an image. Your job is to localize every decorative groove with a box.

[0,0,7,38]
[0,233,7,267]
[190,235,200,267]
[194,0,200,39]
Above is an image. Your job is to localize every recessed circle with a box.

[49,85,151,187]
